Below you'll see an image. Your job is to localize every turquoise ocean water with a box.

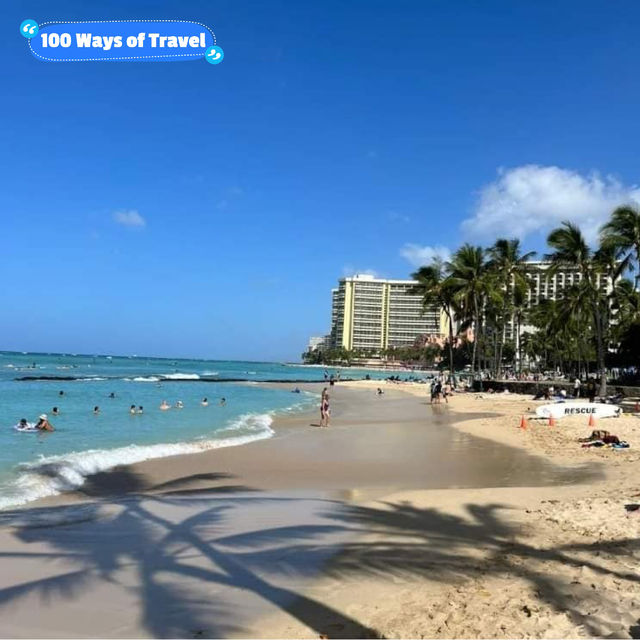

[0,352,399,509]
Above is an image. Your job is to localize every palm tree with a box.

[600,205,640,290]
[486,239,536,378]
[411,258,458,384]
[545,222,608,394]
[447,245,488,376]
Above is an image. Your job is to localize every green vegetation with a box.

[411,207,640,394]
[301,344,443,368]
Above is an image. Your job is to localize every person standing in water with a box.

[35,414,55,432]
[201,397,209,406]
[219,397,226,406]
[93,406,100,415]
[130,404,137,415]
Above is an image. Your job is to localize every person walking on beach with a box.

[434,379,443,404]
[574,376,581,398]
[320,391,331,427]
[320,387,327,427]
[443,380,451,404]
[586,378,597,403]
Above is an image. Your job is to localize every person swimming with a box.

[130,404,137,415]
[93,406,100,415]
[219,397,226,406]
[201,397,209,406]
[160,400,170,411]
[108,392,115,399]
[59,390,64,396]
[137,406,144,414]
[35,414,55,432]
[52,406,60,416]
[175,400,184,409]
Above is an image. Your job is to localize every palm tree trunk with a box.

[593,305,607,396]
[445,307,456,386]
[471,296,479,376]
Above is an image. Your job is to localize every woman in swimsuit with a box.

[321,392,330,427]
[35,414,55,432]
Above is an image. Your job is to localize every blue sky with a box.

[2,0,640,360]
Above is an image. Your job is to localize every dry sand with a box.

[0,382,639,638]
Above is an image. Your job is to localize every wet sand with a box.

[0,383,633,638]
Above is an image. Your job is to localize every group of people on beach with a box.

[430,378,452,404]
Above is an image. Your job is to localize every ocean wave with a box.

[131,376,161,382]
[161,373,200,380]
[202,371,219,376]
[0,413,274,510]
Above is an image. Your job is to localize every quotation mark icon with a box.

[205,45,224,64]
[20,19,39,38]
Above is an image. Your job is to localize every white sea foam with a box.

[161,373,200,380]
[202,371,219,376]
[131,376,161,382]
[0,413,274,510]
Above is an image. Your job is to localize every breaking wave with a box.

[0,413,274,510]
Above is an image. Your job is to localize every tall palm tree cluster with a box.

[412,206,640,394]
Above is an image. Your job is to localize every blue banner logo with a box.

[25,20,220,63]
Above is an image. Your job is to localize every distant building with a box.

[330,274,447,351]
[307,335,331,352]
[506,261,614,341]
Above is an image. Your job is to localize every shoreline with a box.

[0,383,638,638]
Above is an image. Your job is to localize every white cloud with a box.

[462,165,640,243]
[112,210,146,228]
[400,244,451,268]
[341,266,380,278]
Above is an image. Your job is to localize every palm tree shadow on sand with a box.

[0,468,638,638]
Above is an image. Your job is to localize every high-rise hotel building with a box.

[504,261,614,341]
[330,274,447,351]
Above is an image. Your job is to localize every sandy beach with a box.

[0,382,639,638]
